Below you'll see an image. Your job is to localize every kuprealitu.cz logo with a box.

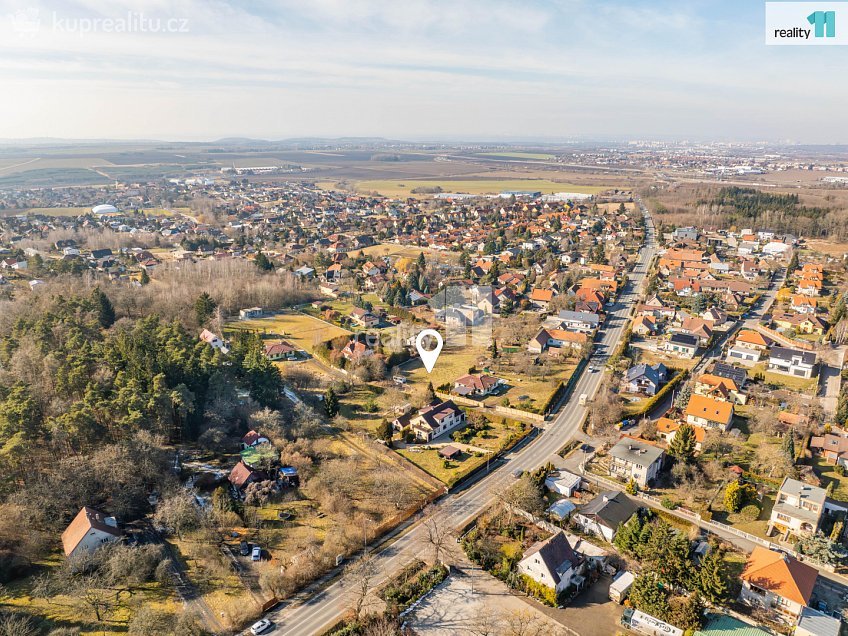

[766,2,847,44]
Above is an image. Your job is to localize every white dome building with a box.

[91,204,118,215]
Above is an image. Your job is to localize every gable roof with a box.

[685,394,733,424]
[521,532,580,585]
[61,506,121,556]
[578,490,639,529]
[741,546,817,606]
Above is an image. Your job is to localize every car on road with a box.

[251,546,262,561]
[250,619,272,634]
[589,365,598,373]
[239,541,250,556]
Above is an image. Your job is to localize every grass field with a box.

[344,243,458,262]
[812,456,848,501]
[751,362,818,392]
[19,206,177,217]
[226,312,351,353]
[320,179,608,198]
[478,152,556,160]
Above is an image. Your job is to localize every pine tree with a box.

[674,383,692,410]
[377,418,393,442]
[490,340,499,359]
[629,572,670,620]
[425,382,436,403]
[194,292,218,326]
[324,387,339,418]
[668,422,696,461]
[416,252,426,270]
[673,592,705,631]
[255,251,274,271]
[139,269,150,285]
[91,287,116,328]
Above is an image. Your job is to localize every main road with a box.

[261,207,658,635]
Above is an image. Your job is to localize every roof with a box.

[609,437,665,466]
[685,394,733,424]
[626,363,665,385]
[710,362,747,387]
[693,613,771,636]
[454,373,500,391]
[578,490,639,529]
[796,607,841,636]
[521,532,580,585]
[61,506,121,556]
[547,499,577,519]
[439,445,461,458]
[770,346,816,366]
[241,430,265,446]
[556,310,600,325]
[777,477,826,507]
[529,288,554,302]
[736,330,769,347]
[668,333,699,347]
[697,374,739,393]
[740,546,817,606]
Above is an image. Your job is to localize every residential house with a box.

[517,532,583,594]
[341,338,373,362]
[573,491,640,543]
[685,394,734,431]
[679,317,713,346]
[656,418,707,452]
[768,477,826,536]
[624,363,668,396]
[199,329,227,351]
[739,546,817,621]
[228,460,270,490]
[527,328,588,354]
[694,374,747,405]
[453,373,503,397]
[239,307,263,320]
[795,607,842,636]
[701,306,728,326]
[241,430,270,449]
[554,310,600,333]
[608,437,665,487]
[768,347,817,379]
[349,307,380,328]
[710,362,748,389]
[545,471,582,497]
[264,341,298,361]
[663,333,698,359]
[632,315,657,336]
[727,330,771,364]
[393,399,466,442]
[528,287,555,311]
[809,433,848,468]
[62,507,122,559]
[293,265,315,279]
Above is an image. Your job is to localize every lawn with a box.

[396,417,528,486]
[226,311,352,353]
[812,456,848,501]
[343,243,457,262]
[337,179,608,198]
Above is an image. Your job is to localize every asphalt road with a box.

[257,210,658,636]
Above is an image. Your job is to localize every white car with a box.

[251,546,262,561]
[250,618,272,634]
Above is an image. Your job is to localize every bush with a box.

[520,574,558,606]
[738,504,761,522]
[836,465,846,477]
[661,497,679,510]
[381,563,448,612]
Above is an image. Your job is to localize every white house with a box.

[393,400,466,442]
[61,507,122,559]
[517,532,583,594]
[768,347,817,379]
[739,547,817,621]
[608,438,665,487]
[573,491,640,543]
[544,471,582,497]
[768,477,826,536]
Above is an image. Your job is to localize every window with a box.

[776,513,790,522]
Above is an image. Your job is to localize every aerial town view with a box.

[2,2,848,636]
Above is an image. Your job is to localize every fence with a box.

[434,391,546,423]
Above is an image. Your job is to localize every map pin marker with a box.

[415,329,443,374]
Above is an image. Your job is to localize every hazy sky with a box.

[0,0,846,142]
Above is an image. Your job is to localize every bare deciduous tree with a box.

[343,553,378,622]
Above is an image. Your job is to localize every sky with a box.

[0,0,846,143]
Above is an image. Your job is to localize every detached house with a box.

[264,341,298,361]
[768,477,826,537]
[517,532,583,595]
[663,333,698,359]
[608,437,665,487]
[768,347,816,379]
[739,547,817,621]
[624,363,668,396]
[349,307,380,328]
[453,373,502,397]
[62,507,122,559]
[573,490,640,543]
[392,399,466,442]
[685,394,734,431]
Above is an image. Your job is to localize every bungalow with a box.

[573,491,640,543]
[228,460,270,490]
[663,333,698,359]
[453,373,502,397]
[768,347,817,379]
[685,394,734,431]
[554,310,600,333]
[517,532,583,595]
[739,547,817,621]
[62,507,122,559]
[608,437,665,487]
[624,363,668,396]
[264,341,298,361]
[544,471,582,497]
[768,477,825,537]
[199,329,227,351]
[239,307,263,320]
[527,328,588,354]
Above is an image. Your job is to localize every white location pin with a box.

[415,329,444,374]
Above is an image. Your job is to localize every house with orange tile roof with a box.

[656,418,707,452]
[727,329,772,365]
[739,546,817,620]
[694,373,747,405]
[684,394,734,431]
[527,328,588,354]
[632,315,657,336]
[61,506,122,559]
[528,287,555,310]
[797,279,822,297]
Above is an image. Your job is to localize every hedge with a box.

[626,370,687,417]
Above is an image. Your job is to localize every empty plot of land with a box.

[226,312,351,353]
[339,179,608,198]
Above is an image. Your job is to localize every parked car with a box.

[239,541,250,556]
[250,619,272,635]
[251,546,262,561]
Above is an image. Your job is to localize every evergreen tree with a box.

[255,251,274,271]
[490,340,499,359]
[91,287,116,328]
[139,269,150,285]
[697,546,729,603]
[377,418,393,442]
[324,387,339,418]
[416,252,426,270]
[194,292,218,326]
[724,480,744,513]
[782,428,796,462]
[626,477,638,496]
[673,592,705,631]
[668,422,696,461]
[629,572,670,620]
[425,381,436,403]
[674,383,692,410]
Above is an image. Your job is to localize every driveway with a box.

[817,346,845,418]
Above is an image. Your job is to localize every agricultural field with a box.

[226,311,352,354]
[344,243,458,264]
[326,179,607,198]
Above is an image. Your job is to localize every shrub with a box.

[661,497,679,510]
[738,504,760,522]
